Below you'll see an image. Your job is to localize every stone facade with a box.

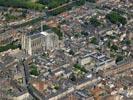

[21,30,59,55]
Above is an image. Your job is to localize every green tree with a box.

[70,73,76,81]
[106,11,127,25]
[69,49,75,55]
[90,37,98,45]
[86,0,96,3]
[30,65,39,76]
[90,17,101,27]
[0,0,45,11]
[0,43,19,52]
[52,27,63,40]
[74,64,87,73]
[122,39,131,45]
[116,55,123,63]
[111,44,118,51]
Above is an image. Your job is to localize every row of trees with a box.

[47,3,72,16]
[47,0,97,15]
[0,0,45,10]
[73,0,96,6]
[0,0,71,10]
[5,13,18,21]
[39,0,70,9]
[0,43,20,52]
[0,0,97,11]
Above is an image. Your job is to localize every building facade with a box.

[21,30,59,55]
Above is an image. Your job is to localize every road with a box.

[22,60,44,100]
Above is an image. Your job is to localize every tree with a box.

[0,43,19,52]
[70,73,76,81]
[30,65,39,76]
[90,17,101,27]
[86,0,96,3]
[74,64,81,69]
[40,0,70,9]
[75,0,85,6]
[69,49,75,55]
[111,44,118,51]
[81,31,88,36]
[74,33,81,38]
[52,27,63,40]
[5,13,17,21]
[0,0,45,11]
[90,37,98,45]
[107,40,111,48]
[53,84,60,90]
[74,64,87,73]
[116,55,123,63]
[122,39,131,45]
[106,11,127,25]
